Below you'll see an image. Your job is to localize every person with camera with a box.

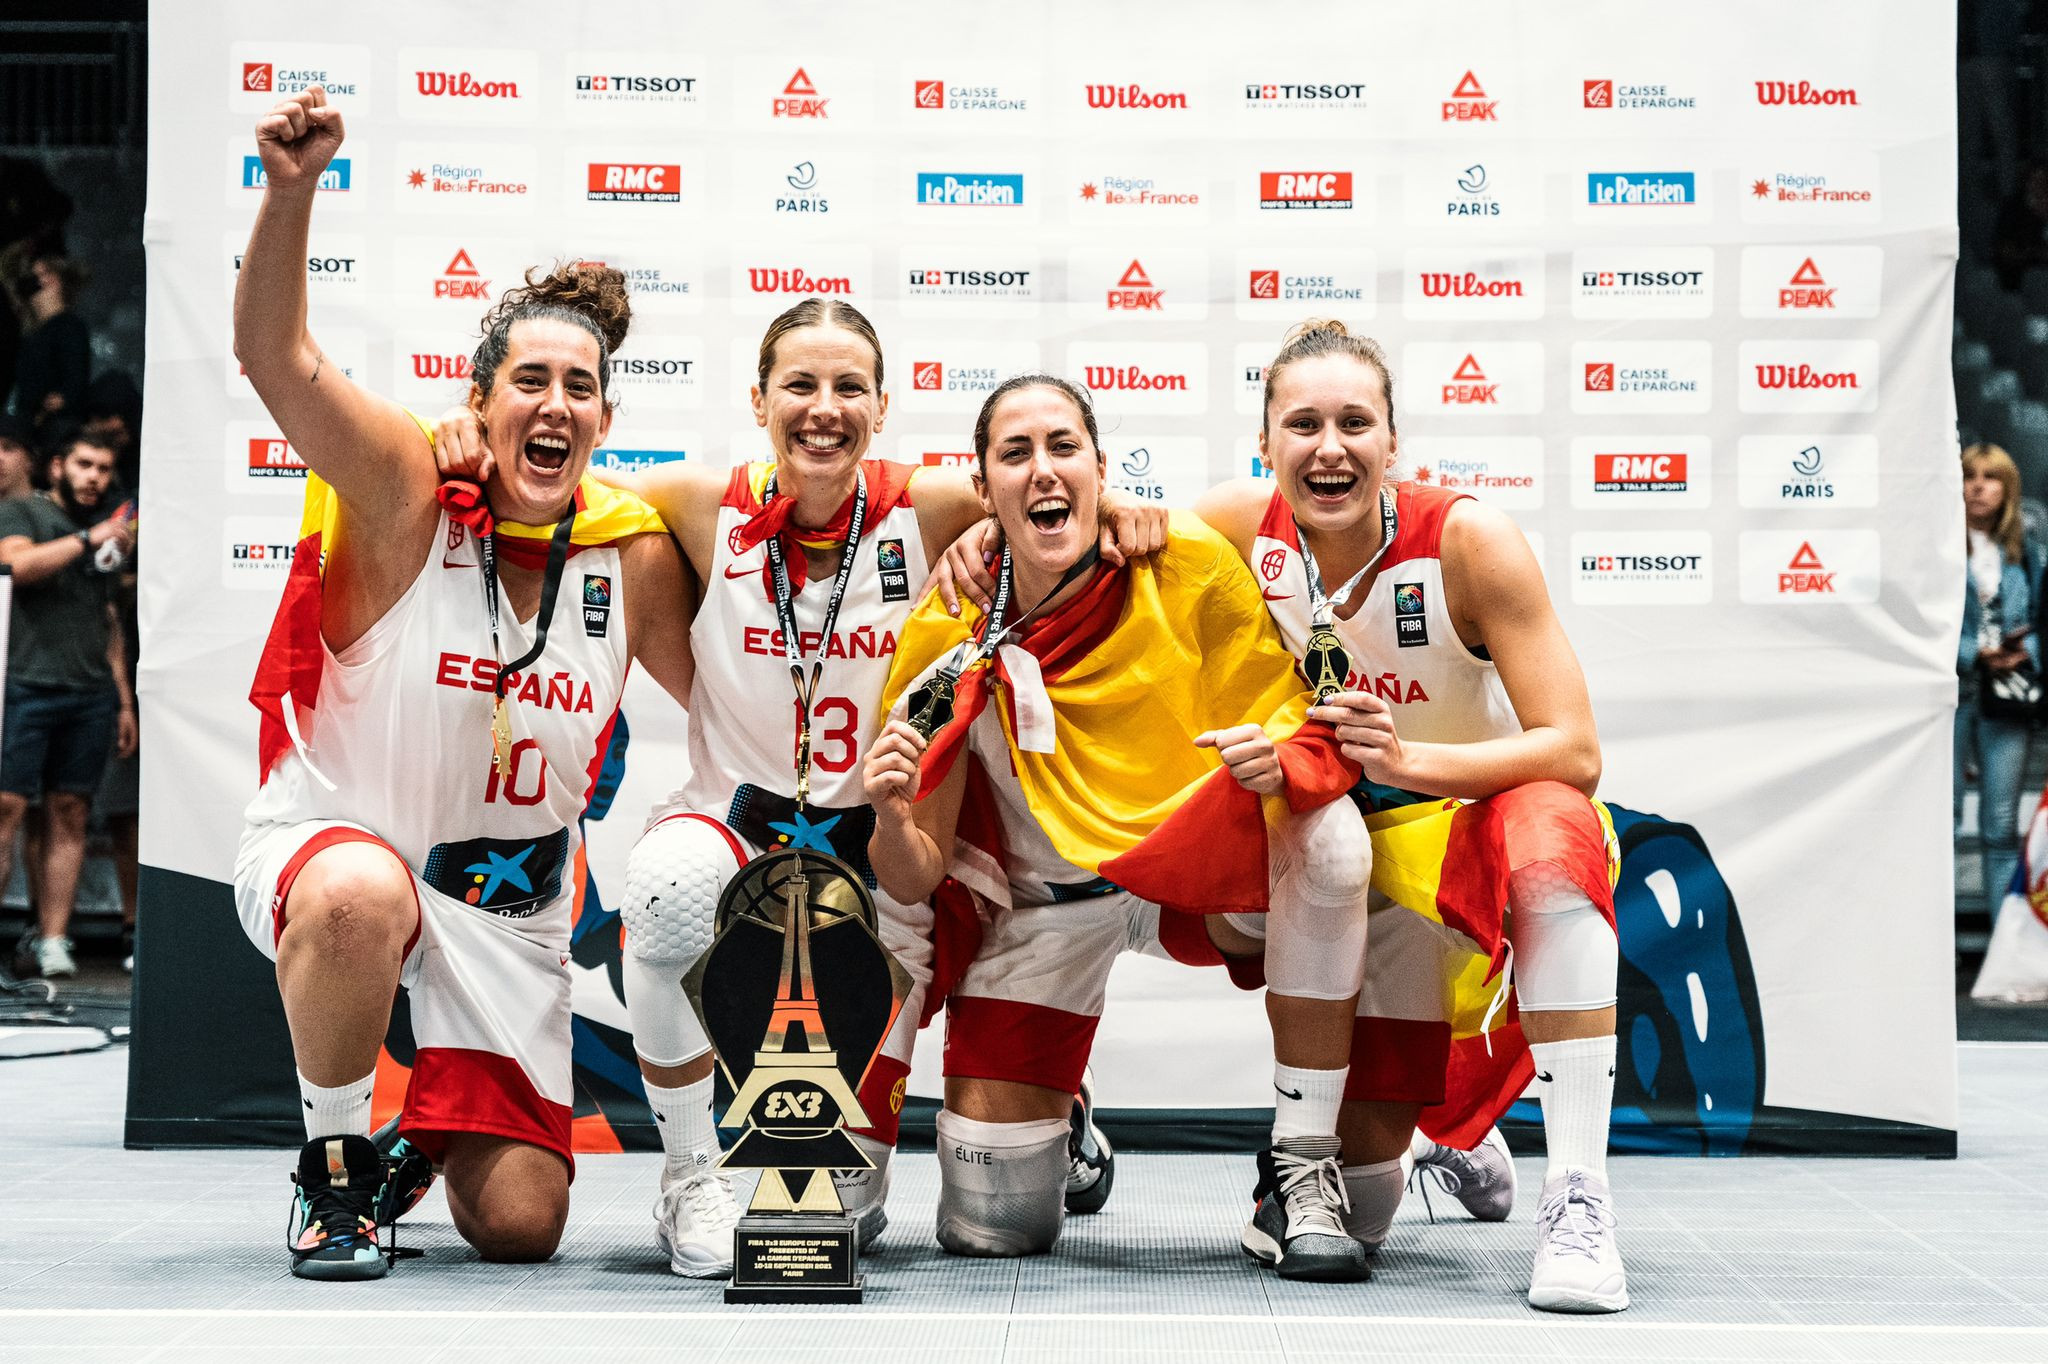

[1959,442,2042,923]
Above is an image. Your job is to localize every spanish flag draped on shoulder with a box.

[881,513,1359,921]
[247,438,666,783]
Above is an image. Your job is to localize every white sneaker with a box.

[653,1169,740,1279]
[834,1132,892,1253]
[34,937,77,979]
[1409,1126,1516,1222]
[1528,1170,1629,1312]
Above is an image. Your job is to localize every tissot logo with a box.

[586,163,681,202]
[1755,80,1858,107]
[436,249,489,300]
[1570,531,1712,604]
[913,362,942,390]
[916,172,1024,206]
[1259,171,1353,209]
[1244,81,1368,106]
[1107,260,1164,310]
[1572,249,1712,319]
[1594,452,1687,492]
[1442,71,1496,121]
[1084,83,1188,110]
[746,266,853,295]
[1083,364,1188,392]
[775,68,828,118]
[573,73,696,98]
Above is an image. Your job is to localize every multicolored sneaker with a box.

[288,1135,390,1280]
[1240,1137,1372,1283]
[1065,1069,1115,1215]
[371,1117,437,1224]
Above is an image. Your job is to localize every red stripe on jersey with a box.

[270,825,422,957]
[1387,481,1469,564]
[1256,484,1301,547]
[849,1053,911,1149]
[401,1045,577,1177]
[943,994,1099,1097]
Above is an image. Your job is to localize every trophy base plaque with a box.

[724,1213,863,1304]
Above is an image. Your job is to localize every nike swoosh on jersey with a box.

[1261,588,1294,602]
[724,562,763,580]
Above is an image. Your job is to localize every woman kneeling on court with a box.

[863,375,1382,1282]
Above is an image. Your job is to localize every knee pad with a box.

[1509,863,1618,1012]
[933,1110,1069,1257]
[1264,804,1371,1001]
[620,817,738,966]
[1340,1156,1405,1251]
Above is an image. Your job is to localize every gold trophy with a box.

[684,849,909,1303]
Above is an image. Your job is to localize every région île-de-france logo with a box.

[1779,540,1835,593]
[912,361,943,391]
[1259,171,1353,210]
[586,163,681,203]
[246,436,306,478]
[1083,363,1188,392]
[916,172,1024,206]
[1441,71,1496,121]
[1755,80,1858,107]
[1587,172,1695,206]
[436,248,490,300]
[1443,354,1496,405]
[1084,83,1189,110]
[415,68,521,99]
[774,68,827,118]
[1594,452,1688,492]
[1583,78,1695,110]
[1778,257,1835,308]
[1751,171,1873,206]
[405,162,526,198]
[1107,259,1164,310]
[747,265,854,296]
[1077,175,1200,208]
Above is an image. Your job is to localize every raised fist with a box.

[252,86,346,194]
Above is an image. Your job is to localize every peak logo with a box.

[1740,529,1877,603]
[1258,171,1353,210]
[1107,259,1163,311]
[416,70,520,99]
[1742,245,1880,317]
[1778,257,1833,308]
[1408,342,1542,416]
[1755,80,1858,107]
[1446,354,1496,405]
[587,163,681,202]
[1441,71,1496,121]
[1084,83,1189,110]
[775,68,828,118]
[1587,171,1695,206]
[1594,452,1687,492]
[916,172,1024,206]
[746,266,854,295]
[1778,540,1833,593]
[433,249,490,300]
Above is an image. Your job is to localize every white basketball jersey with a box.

[1252,482,1520,749]
[245,511,631,938]
[967,705,1112,908]
[678,462,929,817]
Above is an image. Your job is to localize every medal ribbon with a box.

[906,542,1101,740]
[761,469,868,808]
[477,509,578,774]
[1293,486,1397,702]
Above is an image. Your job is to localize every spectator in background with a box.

[5,254,90,431]
[81,369,141,492]
[0,431,133,977]
[0,414,34,503]
[1995,164,2048,292]
[1959,443,2042,923]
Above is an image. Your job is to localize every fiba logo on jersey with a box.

[1394,581,1428,648]
[583,573,612,637]
[876,539,909,602]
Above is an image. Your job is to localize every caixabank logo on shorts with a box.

[1571,248,1711,319]
[1738,530,1879,604]
[398,48,536,123]
[1570,532,1712,605]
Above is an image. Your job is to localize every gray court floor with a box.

[3,1043,2045,1363]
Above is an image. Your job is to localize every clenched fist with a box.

[253,86,346,195]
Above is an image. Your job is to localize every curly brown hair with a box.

[472,260,632,399]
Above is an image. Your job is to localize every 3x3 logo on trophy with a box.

[683,848,912,1303]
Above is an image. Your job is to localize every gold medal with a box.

[1304,622,1350,703]
[491,695,514,775]
[905,670,959,742]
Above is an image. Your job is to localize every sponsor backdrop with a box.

[133,1,1960,1154]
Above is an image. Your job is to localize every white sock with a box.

[298,1070,374,1141]
[1339,1156,1405,1250]
[645,1073,719,1183]
[1530,1034,1616,1183]
[1271,1063,1347,1144]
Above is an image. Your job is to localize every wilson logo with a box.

[411,354,473,380]
[1083,365,1188,392]
[1419,272,1523,299]
[1755,363,1858,390]
[774,68,828,118]
[1442,71,1496,121]
[1755,80,1858,107]
[1106,259,1164,310]
[1779,258,1835,308]
[746,267,853,295]
[416,70,520,99]
[1084,83,1189,110]
[1443,355,1496,405]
